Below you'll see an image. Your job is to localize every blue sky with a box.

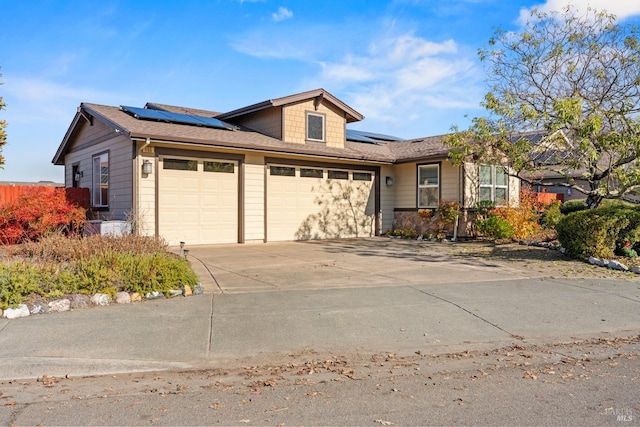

[1,0,640,182]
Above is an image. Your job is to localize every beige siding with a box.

[440,161,462,203]
[230,108,282,139]
[283,99,346,148]
[509,174,521,207]
[136,150,156,237]
[380,165,395,232]
[392,162,417,208]
[63,120,133,221]
[244,153,266,242]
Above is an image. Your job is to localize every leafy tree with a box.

[446,6,640,208]
[0,69,5,167]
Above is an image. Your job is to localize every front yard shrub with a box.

[475,214,515,240]
[0,234,198,309]
[0,188,86,244]
[556,208,631,259]
[559,199,587,215]
[540,200,562,229]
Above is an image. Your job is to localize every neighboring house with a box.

[52,88,520,245]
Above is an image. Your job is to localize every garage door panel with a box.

[159,158,238,245]
[267,167,375,242]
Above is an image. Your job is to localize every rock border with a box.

[1,283,204,320]
[519,240,640,275]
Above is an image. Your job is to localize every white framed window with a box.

[417,164,439,208]
[306,112,325,142]
[92,152,109,207]
[479,165,508,206]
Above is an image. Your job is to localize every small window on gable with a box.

[417,164,439,208]
[92,152,109,208]
[480,165,508,206]
[307,112,325,142]
[270,166,296,176]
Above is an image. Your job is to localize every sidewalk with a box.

[0,239,637,380]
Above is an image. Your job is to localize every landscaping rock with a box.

[71,294,91,309]
[588,256,600,265]
[193,283,204,295]
[146,291,163,300]
[116,292,131,304]
[183,285,193,296]
[169,289,183,297]
[632,266,640,274]
[30,302,49,315]
[4,304,30,319]
[130,292,142,302]
[48,299,71,313]
[91,293,110,306]
[607,260,629,271]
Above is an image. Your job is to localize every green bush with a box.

[556,204,640,259]
[475,214,515,240]
[540,201,563,229]
[0,234,198,309]
[559,199,587,215]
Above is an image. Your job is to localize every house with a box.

[52,89,520,245]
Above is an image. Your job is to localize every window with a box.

[301,168,323,178]
[204,161,234,173]
[92,153,109,207]
[418,164,439,208]
[270,166,295,176]
[480,165,508,206]
[306,112,325,141]
[328,170,348,180]
[163,158,197,171]
[353,172,372,181]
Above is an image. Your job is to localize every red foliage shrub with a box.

[0,188,86,244]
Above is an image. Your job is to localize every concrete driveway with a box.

[186,237,573,293]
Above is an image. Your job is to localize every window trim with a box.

[417,163,440,209]
[479,165,509,206]
[306,111,325,142]
[92,151,109,208]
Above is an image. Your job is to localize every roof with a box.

[217,88,364,123]
[52,89,451,166]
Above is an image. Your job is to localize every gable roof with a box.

[217,88,364,123]
[52,89,455,166]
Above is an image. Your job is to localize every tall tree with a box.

[446,6,640,208]
[0,69,6,167]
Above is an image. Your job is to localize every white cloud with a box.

[519,0,640,23]
[272,7,293,22]
[308,33,482,134]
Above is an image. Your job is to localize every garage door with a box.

[159,157,238,245]
[267,165,376,241]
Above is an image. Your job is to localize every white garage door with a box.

[159,157,238,245]
[267,165,376,241]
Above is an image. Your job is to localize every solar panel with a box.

[121,106,237,131]
[347,129,403,144]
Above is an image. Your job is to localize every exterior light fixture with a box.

[74,171,83,182]
[385,176,393,186]
[142,160,153,175]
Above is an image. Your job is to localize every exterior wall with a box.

[136,147,156,237]
[463,163,521,208]
[244,153,266,242]
[380,165,395,232]
[230,108,282,139]
[282,99,346,148]
[63,120,133,221]
[392,160,462,209]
